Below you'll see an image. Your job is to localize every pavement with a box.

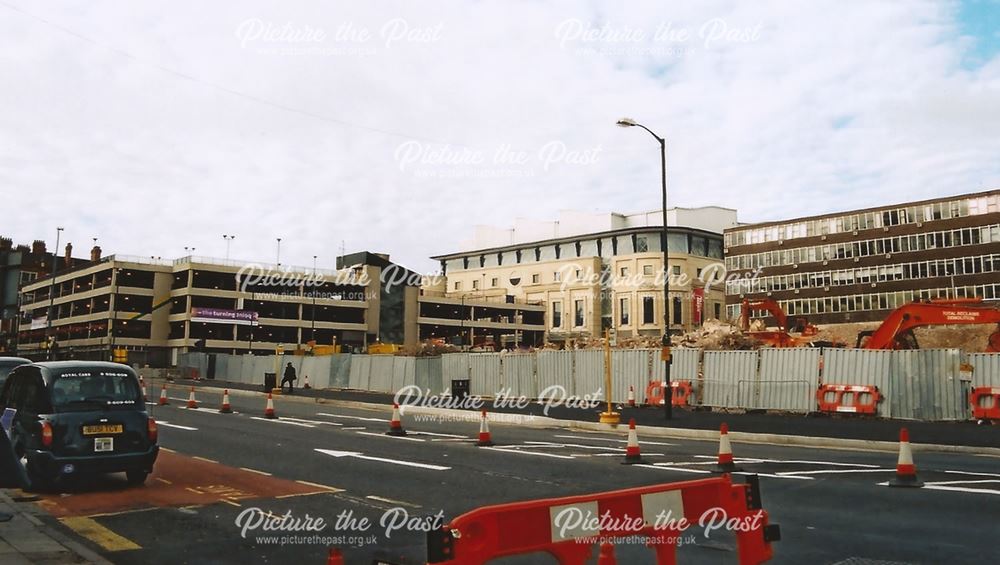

[174,377,1000,449]
[0,489,112,564]
[10,381,996,564]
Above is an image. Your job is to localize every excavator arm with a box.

[858,298,1000,352]
[740,298,789,332]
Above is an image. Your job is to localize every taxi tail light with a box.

[147,417,158,443]
[41,421,53,448]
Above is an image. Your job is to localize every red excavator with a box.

[856,298,1000,351]
[739,298,837,348]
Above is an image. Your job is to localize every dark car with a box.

[0,357,31,390]
[0,361,158,489]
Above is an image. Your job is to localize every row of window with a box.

[549,296,688,330]
[729,283,1000,319]
[725,194,999,247]
[445,232,724,273]
[451,264,691,291]
[725,224,1000,271]
[726,254,1000,294]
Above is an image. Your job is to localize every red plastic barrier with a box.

[970,387,1000,420]
[644,381,695,407]
[816,384,880,414]
[426,474,779,565]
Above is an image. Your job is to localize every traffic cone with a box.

[219,389,232,413]
[158,385,169,406]
[327,547,344,565]
[303,375,311,389]
[627,385,636,408]
[712,423,743,473]
[140,377,147,401]
[621,418,643,465]
[476,410,494,446]
[264,393,277,419]
[386,403,406,436]
[888,428,923,488]
[186,387,198,409]
[597,542,617,565]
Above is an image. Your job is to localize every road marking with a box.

[925,479,1000,486]
[366,495,421,508]
[342,426,366,431]
[923,485,1000,496]
[60,517,141,551]
[692,455,880,468]
[739,472,814,481]
[639,465,712,474]
[250,416,315,427]
[84,506,161,519]
[192,456,219,464]
[409,431,466,438]
[159,447,176,453]
[431,438,479,443]
[157,421,198,431]
[315,448,450,470]
[944,470,1000,478]
[281,416,343,426]
[155,478,172,485]
[356,431,426,442]
[240,467,272,476]
[178,407,239,415]
[317,412,387,422]
[220,499,242,507]
[776,469,894,476]
[554,435,676,446]
[482,447,575,460]
[294,480,344,492]
[524,441,615,451]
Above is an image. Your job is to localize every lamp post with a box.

[223,234,236,261]
[45,227,64,361]
[311,255,317,343]
[276,238,282,267]
[617,117,672,419]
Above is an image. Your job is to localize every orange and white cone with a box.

[621,418,643,465]
[219,389,232,413]
[303,375,311,389]
[327,547,344,565]
[386,403,407,436]
[264,393,277,419]
[476,410,494,447]
[158,385,169,406]
[186,387,199,409]
[888,427,923,487]
[627,385,636,408]
[712,423,743,473]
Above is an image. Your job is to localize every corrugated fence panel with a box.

[470,353,503,397]
[502,354,536,399]
[348,355,371,390]
[311,357,333,389]
[390,356,415,393]
[651,348,701,382]
[822,349,894,417]
[891,349,967,421]
[414,357,444,395]
[536,351,575,400]
[441,353,470,389]
[611,350,652,405]
[368,355,395,393]
[702,351,757,409]
[574,350,604,399]
[968,353,1000,387]
[329,355,352,389]
[752,348,820,412]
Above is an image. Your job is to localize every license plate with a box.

[83,424,123,435]
[94,437,114,452]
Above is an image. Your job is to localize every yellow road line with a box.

[85,506,161,519]
[192,456,219,464]
[239,467,272,476]
[59,517,141,552]
[295,480,344,492]
[155,478,172,485]
[221,499,242,507]
[159,447,176,453]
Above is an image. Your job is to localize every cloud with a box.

[0,0,997,275]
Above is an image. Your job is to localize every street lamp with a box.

[45,227,64,361]
[223,234,236,260]
[617,117,673,419]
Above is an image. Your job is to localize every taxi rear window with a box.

[51,369,141,412]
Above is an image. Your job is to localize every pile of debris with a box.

[674,318,758,350]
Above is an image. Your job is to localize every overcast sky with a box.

[2,0,998,273]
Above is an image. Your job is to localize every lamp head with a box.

[616,117,638,128]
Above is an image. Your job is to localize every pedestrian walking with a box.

[281,362,297,394]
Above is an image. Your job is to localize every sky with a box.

[1,0,998,274]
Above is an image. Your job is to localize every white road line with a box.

[692,455,880,468]
[482,447,575,460]
[553,435,676,446]
[639,465,712,474]
[740,472,814,481]
[177,407,239,415]
[281,416,343,426]
[944,470,1000,478]
[316,413,387,423]
[295,479,344,491]
[157,421,198,431]
[366,495,421,508]
[355,431,425,442]
[431,438,479,443]
[250,417,315,428]
[925,479,1000,486]
[590,453,665,457]
[523,441,616,451]
[341,426,366,431]
[409,431,466,438]
[777,469,894,476]
[923,485,1000,496]
[315,449,450,471]
[240,467,272,476]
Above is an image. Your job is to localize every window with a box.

[643,265,653,276]
[714,303,721,320]
[635,236,648,252]
[620,266,629,277]
[619,297,630,326]
[491,278,498,287]
[696,268,702,279]
[554,271,562,282]
[552,302,562,328]
[574,300,585,327]
[672,266,681,276]
[574,269,582,280]
[531,274,540,284]
[642,296,655,324]
[673,297,682,325]
[454,281,462,291]
[472,280,479,290]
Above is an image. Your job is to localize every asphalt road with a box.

[26,386,1000,564]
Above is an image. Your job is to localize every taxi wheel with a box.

[126,470,148,485]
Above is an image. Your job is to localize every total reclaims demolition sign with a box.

[191,307,259,326]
